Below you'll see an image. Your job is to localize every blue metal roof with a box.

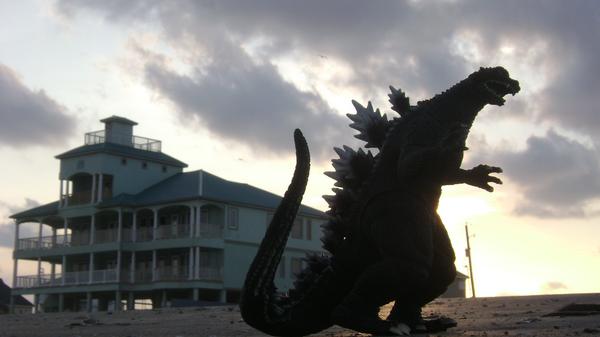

[10,201,59,220]
[55,142,187,167]
[100,170,325,217]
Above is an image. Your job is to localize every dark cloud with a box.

[54,1,600,211]
[142,49,349,160]
[0,64,75,147]
[475,130,600,218]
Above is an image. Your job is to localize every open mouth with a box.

[484,79,520,105]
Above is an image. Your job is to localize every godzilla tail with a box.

[240,129,314,335]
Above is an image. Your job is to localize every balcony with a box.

[198,267,223,281]
[155,266,189,281]
[198,223,223,239]
[15,222,225,252]
[155,223,190,240]
[17,234,70,250]
[15,269,118,288]
[84,130,162,152]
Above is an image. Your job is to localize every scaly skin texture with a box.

[240,67,520,336]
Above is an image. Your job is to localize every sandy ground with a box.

[1,293,599,337]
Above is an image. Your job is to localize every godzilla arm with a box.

[443,165,503,192]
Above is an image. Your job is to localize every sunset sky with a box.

[1,0,599,297]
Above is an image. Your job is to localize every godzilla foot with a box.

[331,304,397,335]
[389,322,411,335]
[421,315,457,332]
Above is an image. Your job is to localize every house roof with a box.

[55,142,187,168]
[10,201,60,220]
[100,170,325,217]
[100,115,138,125]
[0,279,33,307]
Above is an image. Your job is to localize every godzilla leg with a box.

[387,214,457,331]
[331,199,435,335]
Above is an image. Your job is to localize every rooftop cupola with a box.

[84,115,162,152]
[102,115,137,146]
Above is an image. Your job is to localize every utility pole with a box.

[465,223,476,298]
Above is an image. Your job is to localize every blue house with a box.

[9,116,326,313]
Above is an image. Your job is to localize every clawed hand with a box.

[466,164,503,192]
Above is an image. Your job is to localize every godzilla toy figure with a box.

[240,66,520,336]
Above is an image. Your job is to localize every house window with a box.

[291,218,303,239]
[306,219,312,240]
[121,158,127,166]
[228,207,239,230]
[291,257,303,276]
[142,162,148,169]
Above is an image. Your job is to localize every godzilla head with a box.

[469,66,520,106]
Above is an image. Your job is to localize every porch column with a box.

[130,251,136,283]
[51,227,57,248]
[90,214,95,245]
[12,258,18,289]
[86,292,92,312]
[91,173,97,204]
[115,291,122,312]
[33,294,39,314]
[117,209,123,242]
[152,250,157,281]
[188,247,194,280]
[36,257,42,287]
[58,293,64,312]
[196,204,202,238]
[13,221,19,251]
[61,255,67,286]
[193,288,199,301]
[116,250,122,282]
[127,292,134,310]
[189,206,194,238]
[195,247,200,279]
[219,289,227,303]
[50,263,56,284]
[59,179,64,207]
[37,219,43,248]
[97,174,104,202]
[88,253,94,284]
[132,211,137,242]
[65,180,70,206]
[63,218,68,245]
[161,290,167,308]
[152,208,158,240]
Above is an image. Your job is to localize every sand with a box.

[1,293,599,337]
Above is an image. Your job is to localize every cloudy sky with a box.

[1,0,599,297]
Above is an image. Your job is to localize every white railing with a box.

[155,267,189,281]
[94,229,118,243]
[15,275,60,288]
[134,269,153,282]
[64,271,90,285]
[198,223,223,238]
[17,234,71,250]
[91,269,118,283]
[136,227,154,242]
[15,266,223,288]
[155,223,190,240]
[198,267,223,281]
[84,130,162,152]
